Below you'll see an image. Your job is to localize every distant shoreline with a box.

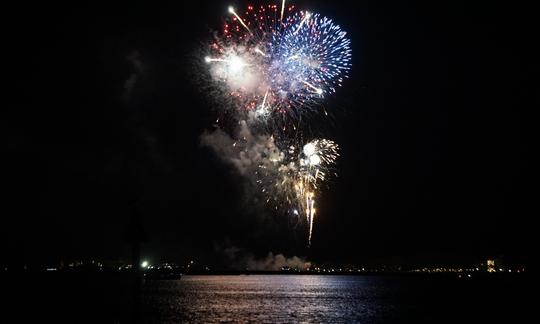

[1,269,527,278]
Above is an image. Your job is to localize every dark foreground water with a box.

[3,273,532,323]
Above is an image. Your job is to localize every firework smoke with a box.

[221,245,311,271]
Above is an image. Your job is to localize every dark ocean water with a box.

[140,274,530,323]
[143,275,417,323]
[3,273,531,323]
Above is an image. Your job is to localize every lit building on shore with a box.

[487,259,496,273]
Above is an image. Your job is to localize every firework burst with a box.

[253,137,339,246]
[205,3,351,124]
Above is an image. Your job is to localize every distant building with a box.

[487,259,496,272]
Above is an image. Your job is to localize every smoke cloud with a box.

[200,120,284,177]
[124,50,145,101]
[221,245,311,271]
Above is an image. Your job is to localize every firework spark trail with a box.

[204,57,227,63]
[302,80,323,95]
[308,193,315,246]
[228,6,251,33]
[280,0,286,22]
[294,11,311,34]
[261,90,269,108]
[202,3,350,246]
[254,47,267,56]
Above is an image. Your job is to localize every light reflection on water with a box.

[142,275,419,323]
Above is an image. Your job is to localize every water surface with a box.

[140,274,527,323]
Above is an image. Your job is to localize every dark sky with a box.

[3,0,536,267]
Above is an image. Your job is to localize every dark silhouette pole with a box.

[126,202,146,323]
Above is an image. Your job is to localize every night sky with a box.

[4,0,536,268]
